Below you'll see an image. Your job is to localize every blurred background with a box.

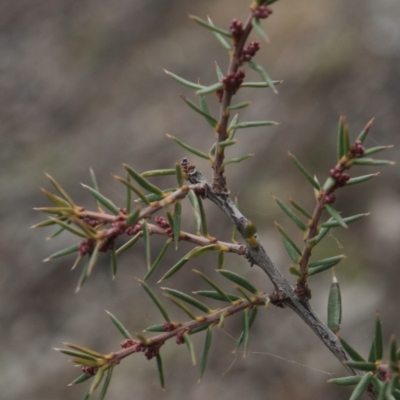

[1,0,399,399]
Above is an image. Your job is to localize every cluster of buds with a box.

[222,70,245,94]
[323,193,336,204]
[253,5,273,19]
[81,366,98,377]
[350,140,365,158]
[163,321,181,332]
[125,224,141,236]
[79,238,94,256]
[120,338,146,352]
[240,41,260,63]
[82,216,99,228]
[144,343,163,360]
[175,329,186,345]
[155,216,173,236]
[329,167,350,188]
[229,18,244,42]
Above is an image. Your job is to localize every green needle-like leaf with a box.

[142,220,151,270]
[194,290,241,302]
[184,333,197,366]
[197,197,209,236]
[247,61,278,94]
[97,368,113,400]
[389,335,398,368]
[182,96,218,128]
[64,343,105,358]
[166,295,197,319]
[164,69,204,90]
[321,213,368,228]
[362,145,393,157]
[289,198,312,219]
[374,311,383,362]
[222,154,254,167]
[346,173,379,186]
[141,169,176,177]
[125,208,141,226]
[157,256,188,283]
[242,309,250,358]
[289,153,321,190]
[106,310,132,339]
[228,101,251,110]
[188,190,201,235]
[217,269,258,294]
[87,242,101,277]
[356,118,374,143]
[155,354,165,390]
[76,256,90,292]
[327,274,341,334]
[283,237,301,264]
[207,16,232,50]
[328,376,363,386]
[143,239,172,281]
[174,162,183,187]
[113,175,150,205]
[352,158,394,166]
[251,17,270,43]
[289,266,302,277]
[227,113,240,140]
[145,324,167,332]
[241,80,282,88]
[195,82,225,95]
[173,201,181,250]
[189,15,232,37]
[50,218,88,239]
[234,307,258,353]
[348,372,373,400]
[162,288,211,313]
[346,361,377,372]
[198,326,213,382]
[140,280,170,322]
[215,62,224,81]
[229,120,278,130]
[57,349,98,361]
[340,337,366,362]
[198,93,218,128]
[274,196,307,231]
[81,184,120,216]
[307,226,330,246]
[274,222,301,255]
[43,243,79,262]
[125,171,132,214]
[217,250,225,269]
[337,115,350,159]
[45,173,75,206]
[308,256,345,276]
[166,134,210,160]
[116,231,142,255]
[89,368,105,395]
[193,270,233,303]
[325,204,347,229]
[68,373,92,386]
[124,164,164,196]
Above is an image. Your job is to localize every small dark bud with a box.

[324,193,336,204]
[253,5,273,19]
[222,70,245,94]
[120,338,136,349]
[155,216,170,229]
[125,224,141,236]
[82,366,98,376]
[79,238,94,256]
[350,140,365,157]
[176,330,185,345]
[240,41,260,63]
[230,18,244,42]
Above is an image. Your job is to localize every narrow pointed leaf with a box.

[97,367,113,400]
[106,310,132,339]
[215,62,224,81]
[207,16,232,50]
[197,197,209,236]
[166,295,197,319]
[283,237,301,263]
[229,120,278,130]
[47,224,67,239]
[227,113,240,140]
[175,163,183,187]
[289,198,312,219]
[189,15,232,37]
[63,343,105,358]
[182,96,218,128]
[87,242,101,277]
[71,254,84,271]
[217,250,225,269]
[76,256,90,292]
[274,196,307,231]
[81,184,120,216]
[321,213,367,228]
[196,82,224,95]
[89,168,102,210]
[89,368,105,395]
[228,101,251,110]
[141,169,176,177]
[188,244,222,259]
[143,239,172,281]
[374,311,383,362]
[193,270,233,303]
[222,153,254,167]
[235,308,258,352]
[369,336,376,363]
[376,382,387,400]
[356,118,374,143]
[68,373,92,385]
[217,139,237,149]
[142,220,151,270]
[191,323,212,334]
[235,285,252,302]
[337,115,350,159]
[251,18,270,43]
[247,61,278,94]
[198,94,218,128]
[166,211,174,232]
[340,337,365,362]
[346,361,377,372]
[217,270,257,294]
[352,158,394,166]
[327,274,342,334]
[241,80,282,88]
[325,204,348,229]
[162,288,211,313]
[116,231,142,255]
[194,290,241,302]
[50,218,88,239]
[346,173,379,186]
[274,222,301,255]
[184,333,197,366]
[173,201,181,249]
[125,208,141,226]
[125,171,132,214]
[56,349,98,361]
[242,309,250,357]
[289,153,321,190]
[348,372,373,400]
[289,266,302,277]
[322,177,336,192]
[188,190,201,235]
[145,324,167,332]
[389,335,398,367]
[362,145,393,157]
[164,69,204,90]
[307,226,330,246]
[198,326,213,382]
[44,243,79,261]
[45,173,75,206]
[155,354,165,389]
[110,246,117,279]
[166,134,209,160]
[328,376,363,386]
[124,164,164,196]
[31,218,63,229]
[158,256,188,282]
[34,206,77,215]
[114,175,150,205]
[308,256,345,276]
[140,280,170,322]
